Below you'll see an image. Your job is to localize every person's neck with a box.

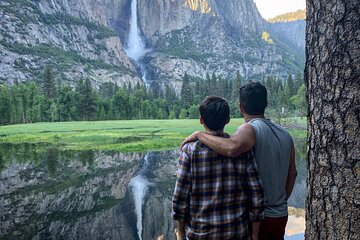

[204,127,224,136]
[244,114,265,123]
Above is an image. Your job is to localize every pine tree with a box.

[18,83,30,123]
[28,82,40,123]
[9,84,24,124]
[75,79,85,120]
[42,65,57,99]
[210,72,217,95]
[0,85,11,125]
[39,96,52,122]
[283,82,291,108]
[223,79,230,100]
[217,76,225,97]
[83,79,98,120]
[98,105,106,120]
[111,88,129,119]
[75,79,98,121]
[50,102,58,122]
[31,94,42,123]
[58,86,75,121]
[287,74,295,96]
[295,71,303,92]
[290,84,307,116]
[232,70,243,101]
[180,72,193,108]
[165,85,177,104]
[205,72,211,96]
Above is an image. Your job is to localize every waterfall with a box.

[129,154,152,240]
[125,0,149,82]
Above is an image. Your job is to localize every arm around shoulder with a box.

[225,123,256,157]
[197,123,256,158]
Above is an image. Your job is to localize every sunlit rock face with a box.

[185,0,212,14]
[0,0,304,90]
[135,0,265,43]
[127,0,304,89]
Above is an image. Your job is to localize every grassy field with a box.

[0,118,307,152]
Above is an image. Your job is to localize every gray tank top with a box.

[249,118,293,217]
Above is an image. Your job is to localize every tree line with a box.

[0,66,306,125]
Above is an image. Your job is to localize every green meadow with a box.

[0,118,307,152]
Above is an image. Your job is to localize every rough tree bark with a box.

[305,0,360,239]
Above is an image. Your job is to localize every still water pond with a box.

[0,140,306,240]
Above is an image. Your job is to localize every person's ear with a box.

[226,117,230,124]
[200,116,204,124]
[239,103,245,114]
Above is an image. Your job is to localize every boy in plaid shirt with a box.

[172,96,264,240]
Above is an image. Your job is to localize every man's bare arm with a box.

[286,142,297,200]
[194,123,256,157]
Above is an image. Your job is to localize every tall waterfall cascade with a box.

[125,0,149,83]
[129,154,153,240]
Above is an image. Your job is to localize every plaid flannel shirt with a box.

[172,133,265,240]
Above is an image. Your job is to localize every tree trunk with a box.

[305,0,360,239]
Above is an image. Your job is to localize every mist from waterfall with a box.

[125,0,149,82]
[129,154,152,240]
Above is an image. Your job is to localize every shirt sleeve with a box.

[172,146,192,222]
[246,151,265,222]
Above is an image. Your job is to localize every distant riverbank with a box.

[0,118,307,152]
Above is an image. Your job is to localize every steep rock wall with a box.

[118,0,305,88]
[0,0,305,90]
[0,0,141,86]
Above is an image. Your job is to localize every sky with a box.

[253,0,306,19]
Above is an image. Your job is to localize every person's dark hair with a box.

[199,96,230,131]
[239,81,268,115]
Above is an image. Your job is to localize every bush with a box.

[188,105,199,119]
[179,109,188,119]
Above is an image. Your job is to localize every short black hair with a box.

[199,96,230,131]
[239,81,268,115]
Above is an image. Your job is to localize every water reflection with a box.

[288,139,307,209]
[129,154,153,240]
[0,140,307,240]
[0,143,143,240]
[286,215,305,237]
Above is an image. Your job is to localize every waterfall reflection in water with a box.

[129,154,153,240]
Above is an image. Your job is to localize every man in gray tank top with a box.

[182,81,297,240]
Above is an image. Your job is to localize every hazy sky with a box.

[254,0,306,19]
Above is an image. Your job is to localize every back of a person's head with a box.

[199,96,230,131]
[239,81,268,115]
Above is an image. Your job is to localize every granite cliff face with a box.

[121,0,304,87]
[0,0,304,89]
[0,0,141,86]
[270,20,306,52]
